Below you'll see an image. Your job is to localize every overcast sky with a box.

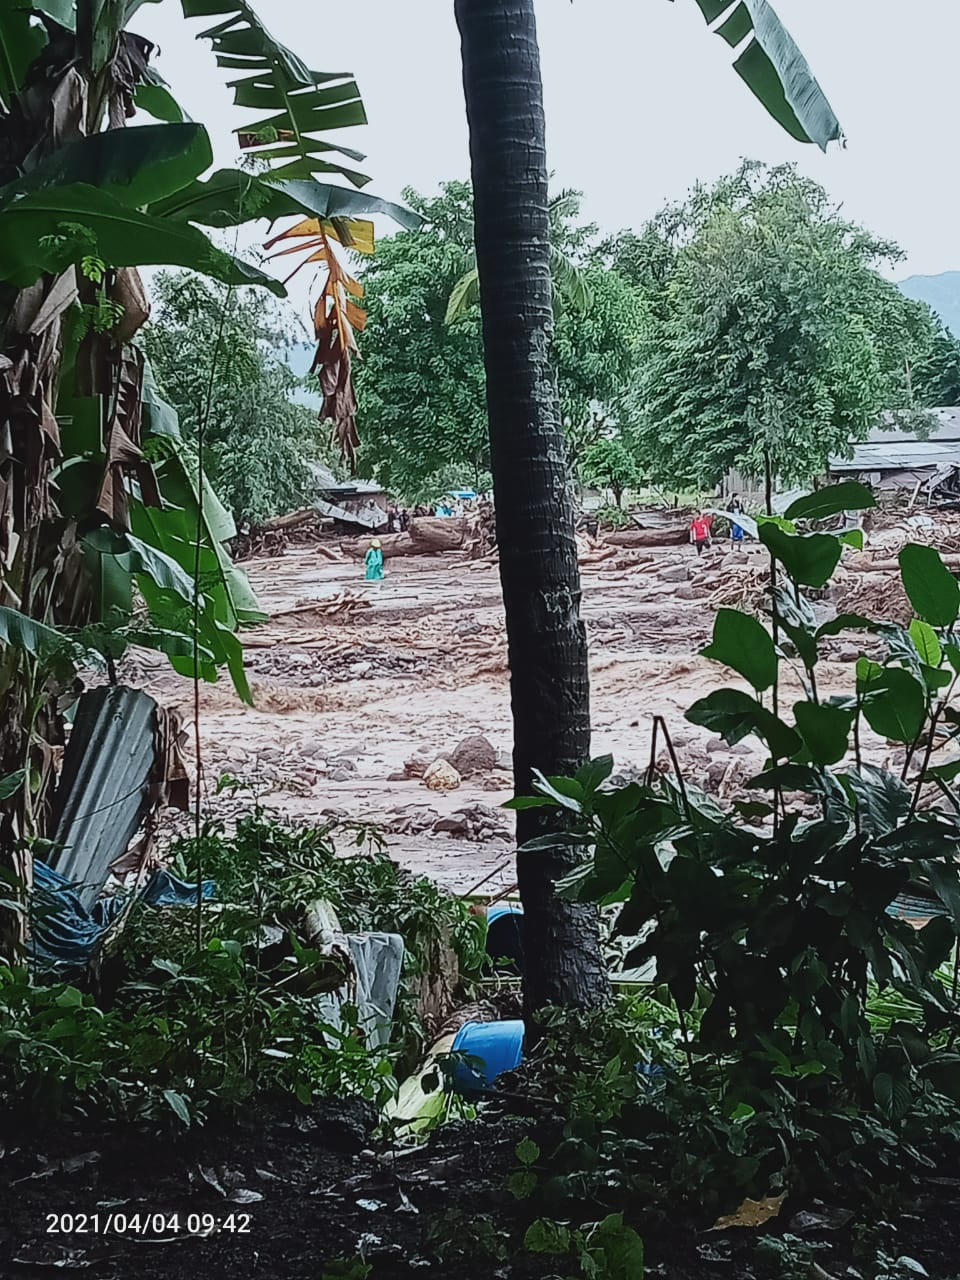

[133,1,959,282]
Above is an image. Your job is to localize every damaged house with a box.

[309,462,390,532]
[828,408,960,503]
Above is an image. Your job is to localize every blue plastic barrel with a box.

[451,1019,524,1094]
[484,903,524,974]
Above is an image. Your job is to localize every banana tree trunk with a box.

[455,0,608,1022]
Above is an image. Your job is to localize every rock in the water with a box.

[447,734,497,777]
[423,759,461,792]
[330,767,353,782]
[659,565,690,584]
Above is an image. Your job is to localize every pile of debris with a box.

[385,802,512,844]
[388,735,509,792]
[233,508,332,561]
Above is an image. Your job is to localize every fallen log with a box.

[603,527,688,548]
[341,517,467,560]
[260,507,320,532]
[340,532,413,559]
[408,516,466,553]
[846,554,960,573]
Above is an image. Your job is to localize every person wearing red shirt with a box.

[690,511,713,556]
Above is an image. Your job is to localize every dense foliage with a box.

[353,182,644,499]
[142,271,336,526]
[0,812,484,1128]
[579,438,643,507]
[618,163,960,489]
[507,483,960,1221]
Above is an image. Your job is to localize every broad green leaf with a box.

[686,688,801,758]
[583,1213,645,1279]
[840,529,864,551]
[181,0,370,184]
[0,10,45,112]
[575,754,615,792]
[793,701,853,766]
[33,1,77,29]
[503,795,556,811]
[688,0,843,151]
[82,529,197,602]
[126,628,215,663]
[899,544,960,628]
[784,482,876,522]
[0,770,26,801]
[771,586,817,667]
[840,765,911,836]
[702,607,777,691]
[0,184,285,295]
[910,619,942,669]
[1,124,211,209]
[134,68,187,123]
[445,267,480,325]
[515,1137,540,1166]
[759,522,842,588]
[150,170,420,231]
[163,1088,191,1126]
[860,667,927,743]
[921,860,960,932]
[0,606,81,662]
[533,770,584,813]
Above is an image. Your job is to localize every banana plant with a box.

[445,190,593,325]
[0,0,414,887]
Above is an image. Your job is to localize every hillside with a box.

[899,271,960,335]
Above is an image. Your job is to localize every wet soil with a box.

[3,1101,959,1279]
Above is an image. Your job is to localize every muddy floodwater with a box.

[135,540,881,893]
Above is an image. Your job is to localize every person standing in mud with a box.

[690,510,713,557]
[364,538,385,581]
[726,495,745,547]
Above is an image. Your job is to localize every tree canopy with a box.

[353,182,644,499]
[618,163,958,489]
[141,272,337,526]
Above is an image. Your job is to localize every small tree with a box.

[580,437,643,508]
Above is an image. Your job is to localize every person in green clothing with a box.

[364,538,385,581]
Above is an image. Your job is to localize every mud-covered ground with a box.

[135,536,891,892]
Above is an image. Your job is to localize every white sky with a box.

[132,0,960,282]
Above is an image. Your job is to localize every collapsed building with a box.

[828,407,960,504]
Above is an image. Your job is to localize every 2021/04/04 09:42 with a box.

[45,1211,254,1234]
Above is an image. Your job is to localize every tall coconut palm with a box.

[454,0,842,1024]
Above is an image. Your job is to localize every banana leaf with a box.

[682,0,842,150]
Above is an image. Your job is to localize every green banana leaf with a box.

[0,10,45,110]
[82,528,198,602]
[181,0,369,184]
[683,0,842,150]
[0,605,98,668]
[149,169,421,232]
[0,183,285,294]
[2,123,211,209]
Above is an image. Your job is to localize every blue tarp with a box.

[29,860,216,973]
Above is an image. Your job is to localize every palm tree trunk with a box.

[455,0,608,1022]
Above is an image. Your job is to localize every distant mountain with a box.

[899,272,960,336]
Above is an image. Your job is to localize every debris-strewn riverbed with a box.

[135,535,896,895]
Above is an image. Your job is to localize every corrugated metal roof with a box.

[49,687,158,908]
[868,407,960,444]
[829,440,960,472]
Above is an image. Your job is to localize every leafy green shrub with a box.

[0,946,392,1131]
[0,811,485,1129]
[510,483,960,1207]
[593,504,631,530]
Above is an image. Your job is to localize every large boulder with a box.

[447,734,498,777]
